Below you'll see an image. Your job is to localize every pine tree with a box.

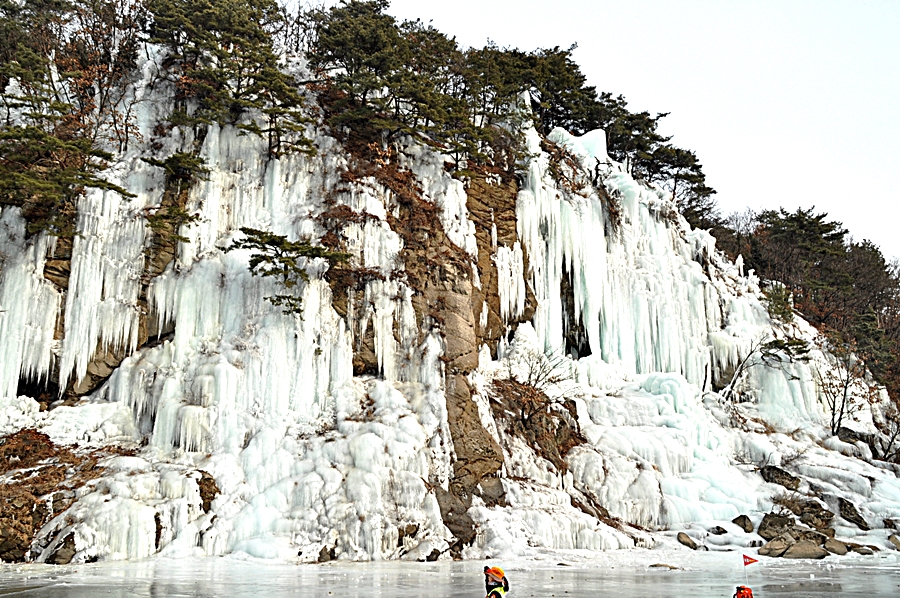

[148,0,312,155]
[0,0,133,238]
[227,227,349,314]
[526,46,601,136]
[304,0,403,134]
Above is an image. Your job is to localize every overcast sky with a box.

[374,0,900,262]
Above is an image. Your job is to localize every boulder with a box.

[709,526,727,535]
[758,534,791,557]
[46,532,76,565]
[782,540,829,559]
[823,538,848,555]
[758,512,795,540]
[888,535,900,551]
[791,527,828,546]
[677,532,699,550]
[838,497,869,531]
[883,518,897,530]
[732,514,754,533]
[837,426,871,446]
[761,465,800,491]
[317,545,336,563]
[848,544,874,556]
[796,500,834,529]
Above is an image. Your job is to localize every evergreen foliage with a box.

[226,227,349,314]
[4,0,896,436]
[302,0,715,204]
[763,284,794,324]
[148,0,312,155]
[0,0,136,237]
[720,206,900,428]
[141,152,208,242]
[721,334,810,403]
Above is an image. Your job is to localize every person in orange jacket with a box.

[734,586,753,598]
[484,566,509,598]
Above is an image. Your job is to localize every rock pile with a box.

[750,496,886,559]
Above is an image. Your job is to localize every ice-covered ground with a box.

[1,549,898,598]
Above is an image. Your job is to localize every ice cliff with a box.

[0,49,899,565]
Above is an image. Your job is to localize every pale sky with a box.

[377,0,899,262]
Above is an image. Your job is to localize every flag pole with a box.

[741,554,758,590]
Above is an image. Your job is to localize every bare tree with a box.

[721,334,809,403]
[814,338,880,436]
[499,346,577,426]
[873,400,900,463]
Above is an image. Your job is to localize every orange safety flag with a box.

[743,555,758,566]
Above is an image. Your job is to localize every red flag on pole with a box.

[743,555,758,566]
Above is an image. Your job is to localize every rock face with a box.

[0,487,40,562]
[889,535,900,551]
[444,375,504,497]
[732,514,754,533]
[197,471,219,513]
[760,466,800,491]
[838,498,869,531]
[677,532,698,550]
[466,171,536,353]
[433,486,477,553]
[797,501,834,530]
[45,532,77,565]
[782,540,829,559]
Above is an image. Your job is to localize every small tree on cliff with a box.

[226,227,349,314]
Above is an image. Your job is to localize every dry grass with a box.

[0,429,137,562]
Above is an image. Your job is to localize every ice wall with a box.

[1,44,896,565]
[516,126,825,430]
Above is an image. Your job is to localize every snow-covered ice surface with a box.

[1,550,898,598]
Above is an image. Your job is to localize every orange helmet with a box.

[484,566,505,581]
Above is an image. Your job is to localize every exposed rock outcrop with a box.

[466,170,536,354]
[758,512,795,540]
[838,498,869,531]
[0,487,40,562]
[197,471,219,513]
[0,429,135,563]
[761,466,800,491]
[45,532,76,565]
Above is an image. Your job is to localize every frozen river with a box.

[1,549,898,598]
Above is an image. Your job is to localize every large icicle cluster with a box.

[0,46,898,565]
